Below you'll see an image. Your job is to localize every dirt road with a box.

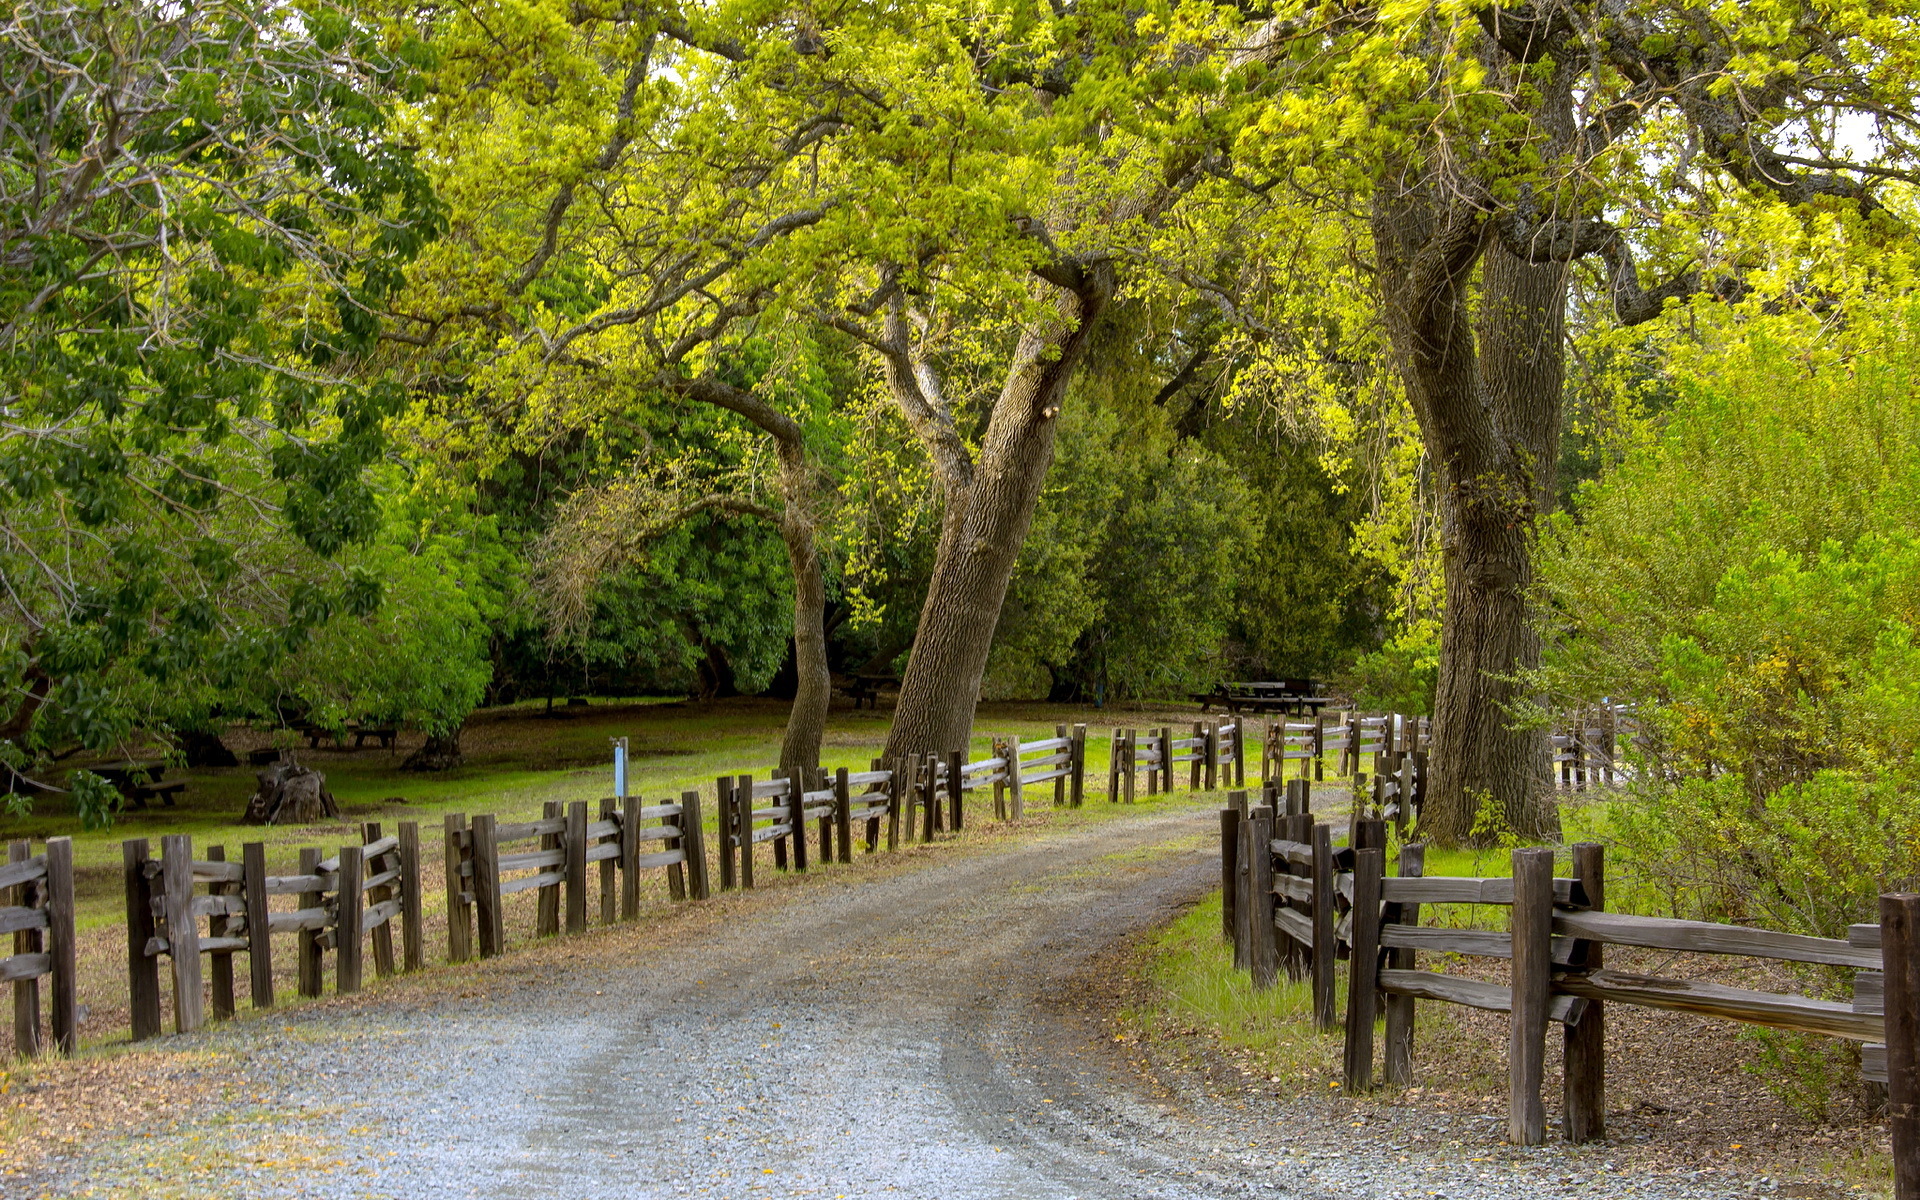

[24,802,1773,1200]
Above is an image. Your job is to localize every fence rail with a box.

[1218,791,1918,1192]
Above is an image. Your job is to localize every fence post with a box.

[921,756,938,844]
[789,774,811,870]
[1311,822,1336,1030]
[1343,847,1384,1093]
[622,795,647,912]
[1509,846,1554,1145]
[681,790,712,900]
[297,847,325,995]
[1219,805,1241,946]
[992,741,1008,821]
[11,841,40,1054]
[715,777,737,891]
[361,825,395,978]
[1052,723,1069,808]
[814,768,835,861]
[594,799,618,923]
[160,834,204,1033]
[1883,892,1920,1200]
[1384,843,1425,1086]
[1246,808,1277,990]
[443,815,473,963]
[1070,725,1086,806]
[205,845,235,1020]
[537,801,563,935]
[336,845,364,995]
[471,815,503,957]
[949,750,966,830]
[1565,842,1605,1142]
[771,771,791,871]
[398,821,424,972]
[1005,737,1024,820]
[737,775,756,889]
[242,842,273,1009]
[886,760,903,850]
[565,800,589,932]
[43,838,75,1053]
[123,839,162,1041]
[834,768,854,865]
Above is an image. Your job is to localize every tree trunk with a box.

[774,446,829,774]
[403,727,464,772]
[882,267,1115,759]
[1372,191,1563,847]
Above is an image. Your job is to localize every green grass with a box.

[1121,891,1349,1093]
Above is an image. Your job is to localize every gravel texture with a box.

[18,803,1823,1199]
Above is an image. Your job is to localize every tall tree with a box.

[0,0,441,783]
[1240,0,1920,842]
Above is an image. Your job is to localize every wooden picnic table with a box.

[96,761,186,808]
[1193,681,1332,718]
[842,673,901,710]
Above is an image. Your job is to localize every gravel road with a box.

[30,803,1790,1199]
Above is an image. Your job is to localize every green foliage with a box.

[1538,301,1920,946]
[65,770,121,832]
[0,0,442,778]
[1348,621,1439,715]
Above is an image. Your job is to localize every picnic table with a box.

[96,761,186,809]
[1192,680,1332,718]
[840,673,901,710]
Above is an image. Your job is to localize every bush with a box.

[1538,303,1920,943]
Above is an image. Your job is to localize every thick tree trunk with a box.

[881,268,1115,759]
[774,447,829,774]
[1373,194,1563,847]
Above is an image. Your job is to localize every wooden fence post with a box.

[1883,892,1920,1200]
[1220,805,1241,945]
[737,775,756,890]
[243,843,273,1008]
[1384,843,1425,1086]
[682,790,711,900]
[598,799,619,924]
[1311,822,1336,1029]
[814,767,835,862]
[1005,737,1024,820]
[537,801,563,936]
[444,815,473,963]
[834,768,854,865]
[297,847,324,995]
[1246,809,1277,990]
[12,841,40,1054]
[160,834,204,1034]
[921,756,938,844]
[336,846,364,995]
[886,759,903,850]
[1053,723,1070,808]
[565,800,589,932]
[1189,721,1205,791]
[1070,725,1086,806]
[789,774,811,870]
[471,815,503,958]
[949,750,966,830]
[361,824,395,978]
[43,837,75,1054]
[1343,847,1384,1093]
[1509,846,1554,1145]
[716,777,737,891]
[1564,842,1606,1142]
[206,845,235,1021]
[398,822,424,972]
[622,795,647,913]
[123,839,162,1041]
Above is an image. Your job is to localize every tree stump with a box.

[242,757,340,825]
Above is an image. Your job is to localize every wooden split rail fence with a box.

[5,837,76,1055]
[1219,791,1920,1196]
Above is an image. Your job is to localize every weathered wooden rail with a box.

[5,837,76,1055]
[1220,792,1920,1195]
